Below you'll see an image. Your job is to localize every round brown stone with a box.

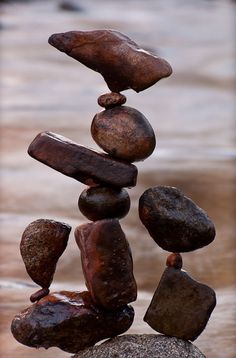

[78,186,130,221]
[91,106,156,162]
[166,253,183,269]
[98,92,126,109]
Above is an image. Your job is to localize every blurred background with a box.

[0,0,235,357]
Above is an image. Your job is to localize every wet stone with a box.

[78,186,130,221]
[144,267,216,341]
[20,219,71,294]
[75,219,137,309]
[98,92,126,109]
[139,186,216,252]
[11,291,134,353]
[48,29,172,93]
[28,131,137,188]
[91,106,156,162]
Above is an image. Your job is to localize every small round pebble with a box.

[78,186,130,221]
[91,106,156,162]
[166,253,183,269]
[98,92,126,108]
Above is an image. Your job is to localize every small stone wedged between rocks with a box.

[72,334,206,358]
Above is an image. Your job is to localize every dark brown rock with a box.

[28,131,137,188]
[144,267,216,341]
[98,92,126,109]
[139,186,216,252]
[91,106,156,162]
[166,253,183,269]
[78,186,130,221]
[11,291,134,353]
[75,219,137,309]
[20,219,71,293]
[30,288,50,303]
[48,29,172,93]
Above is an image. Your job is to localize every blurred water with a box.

[0,0,235,357]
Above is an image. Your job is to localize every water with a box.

[0,0,235,357]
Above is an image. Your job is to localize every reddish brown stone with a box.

[48,29,172,93]
[28,131,137,188]
[91,106,156,162]
[139,186,216,252]
[166,253,183,269]
[98,92,127,109]
[78,186,130,221]
[144,267,216,341]
[11,291,134,353]
[30,288,50,303]
[20,219,71,290]
[75,219,137,309]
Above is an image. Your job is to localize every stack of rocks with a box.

[11,29,216,355]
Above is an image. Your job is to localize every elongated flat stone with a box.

[48,29,172,93]
[78,186,130,221]
[20,219,71,300]
[11,291,134,353]
[144,267,216,341]
[75,219,137,309]
[139,186,216,252]
[91,106,156,162]
[28,132,137,188]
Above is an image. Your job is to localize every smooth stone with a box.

[144,267,216,341]
[30,288,50,303]
[28,131,137,188]
[73,334,206,358]
[20,219,71,292]
[48,29,172,93]
[91,106,156,162]
[98,92,126,109]
[75,219,137,309]
[166,253,183,269]
[139,186,216,252]
[78,186,130,221]
[11,291,134,353]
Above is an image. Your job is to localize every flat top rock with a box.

[48,29,172,92]
[73,334,206,358]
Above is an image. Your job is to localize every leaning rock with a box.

[78,186,130,221]
[91,106,156,162]
[75,219,137,309]
[73,334,206,358]
[20,219,71,301]
[48,29,172,93]
[144,267,216,341]
[139,186,216,252]
[28,131,137,188]
[11,291,134,354]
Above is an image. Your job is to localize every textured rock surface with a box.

[98,92,126,109]
[20,219,71,298]
[28,131,137,188]
[11,291,134,354]
[48,29,172,93]
[91,106,156,162]
[78,186,130,221]
[75,219,137,309]
[144,267,216,341]
[139,186,216,252]
[73,334,206,358]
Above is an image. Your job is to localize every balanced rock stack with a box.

[11,29,216,355]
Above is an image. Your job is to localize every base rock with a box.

[73,334,206,358]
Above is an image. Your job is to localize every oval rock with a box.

[139,186,216,252]
[11,291,134,353]
[79,186,130,221]
[91,106,156,162]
